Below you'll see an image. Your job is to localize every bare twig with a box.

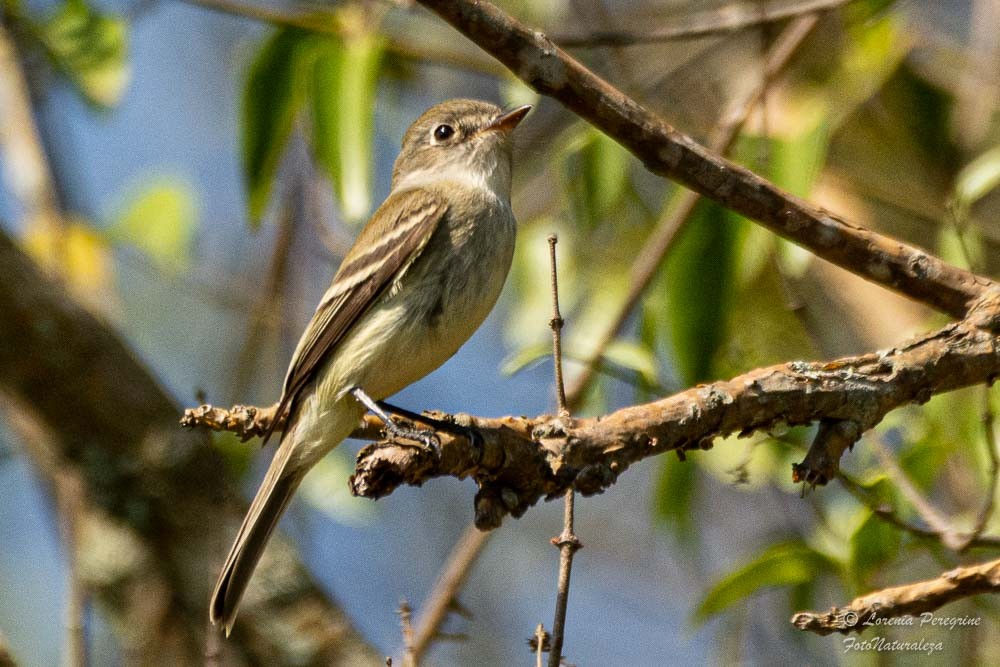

[416,0,995,318]
[792,557,1000,635]
[870,434,954,536]
[547,235,568,416]
[399,600,415,666]
[563,12,822,408]
[545,234,580,667]
[555,0,850,47]
[532,624,548,667]
[54,470,88,667]
[837,472,1000,549]
[409,524,492,664]
[174,0,507,76]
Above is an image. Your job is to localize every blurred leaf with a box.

[23,216,113,300]
[693,540,835,625]
[954,145,1000,209]
[242,27,316,226]
[108,180,197,272]
[655,457,698,541]
[500,341,551,377]
[602,340,658,387]
[298,450,376,526]
[850,508,901,584]
[660,201,744,385]
[566,127,631,231]
[40,0,129,107]
[311,20,385,223]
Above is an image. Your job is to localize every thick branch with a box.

[0,230,380,664]
[190,290,1000,529]
[792,558,1000,635]
[415,0,995,318]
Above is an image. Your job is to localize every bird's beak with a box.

[484,105,532,135]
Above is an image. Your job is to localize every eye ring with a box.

[433,124,455,142]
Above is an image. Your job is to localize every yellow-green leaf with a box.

[108,180,197,272]
[310,21,385,223]
[41,0,130,107]
[693,540,835,625]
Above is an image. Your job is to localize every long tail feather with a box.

[209,434,304,636]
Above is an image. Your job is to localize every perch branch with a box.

[185,288,1000,528]
[415,0,995,318]
[792,557,1000,635]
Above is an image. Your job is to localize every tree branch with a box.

[0,229,381,664]
[414,0,995,318]
[791,557,1000,635]
[188,289,1000,528]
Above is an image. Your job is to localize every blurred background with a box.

[2,0,1000,664]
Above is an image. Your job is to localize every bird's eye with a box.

[433,124,455,142]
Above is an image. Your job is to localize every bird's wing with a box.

[260,188,448,445]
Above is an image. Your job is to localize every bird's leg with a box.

[350,387,440,454]
[376,399,484,454]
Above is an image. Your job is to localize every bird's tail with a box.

[209,426,305,636]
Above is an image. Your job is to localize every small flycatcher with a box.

[210,99,530,634]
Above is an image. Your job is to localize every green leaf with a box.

[602,340,659,387]
[952,144,1000,219]
[500,341,552,377]
[298,450,376,526]
[310,26,385,223]
[108,180,197,272]
[654,457,698,540]
[850,508,901,584]
[660,201,745,385]
[241,27,316,226]
[693,540,834,625]
[566,127,631,230]
[40,0,129,107]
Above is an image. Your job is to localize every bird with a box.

[210,99,531,634]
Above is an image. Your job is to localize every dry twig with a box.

[792,557,1000,635]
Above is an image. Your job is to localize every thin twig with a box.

[545,234,580,667]
[399,600,415,666]
[547,235,568,415]
[837,471,1000,550]
[869,435,955,537]
[555,0,850,47]
[174,0,507,76]
[409,524,492,664]
[563,12,822,408]
[55,471,88,667]
[533,624,547,667]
